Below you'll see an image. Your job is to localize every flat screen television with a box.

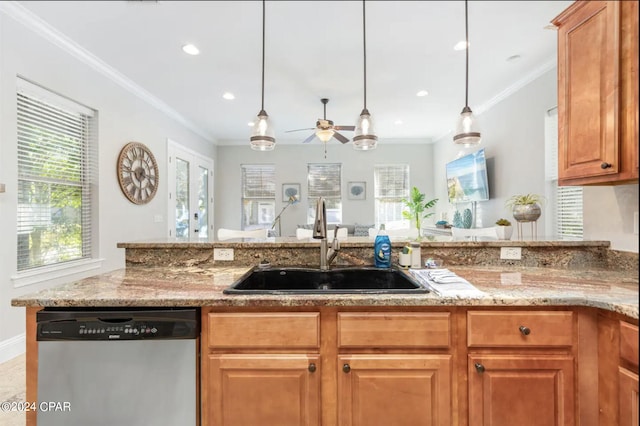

[446,148,490,204]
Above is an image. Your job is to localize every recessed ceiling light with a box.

[454,40,468,51]
[182,44,200,55]
[416,90,429,97]
[394,120,403,125]
[222,92,235,100]
[506,54,522,63]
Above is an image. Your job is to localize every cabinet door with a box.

[619,367,639,426]
[206,354,320,426]
[555,1,620,182]
[338,354,451,426]
[468,354,575,426]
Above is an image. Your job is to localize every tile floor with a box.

[0,354,26,426]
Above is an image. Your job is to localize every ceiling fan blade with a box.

[285,127,315,133]
[334,125,355,131]
[333,132,350,144]
[302,133,317,144]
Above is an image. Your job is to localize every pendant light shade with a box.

[250,0,276,151]
[453,0,481,147]
[353,0,377,151]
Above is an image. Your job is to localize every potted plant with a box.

[401,187,438,238]
[505,193,544,222]
[494,218,513,240]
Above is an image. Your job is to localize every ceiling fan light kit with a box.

[353,0,377,151]
[453,0,481,147]
[250,0,276,151]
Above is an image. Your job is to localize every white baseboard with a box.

[0,333,26,364]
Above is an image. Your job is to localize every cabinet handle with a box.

[343,363,351,373]
[308,363,316,373]
[519,325,531,336]
[474,363,485,373]
[601,162,613,169]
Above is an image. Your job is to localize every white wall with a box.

[0,12,215,360]
[215,143,435,237]
[432,68,639,252]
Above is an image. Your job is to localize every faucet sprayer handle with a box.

[333,225,340,239]
[312,197,327,239]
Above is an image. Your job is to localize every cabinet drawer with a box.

[620,321,639,368]
[467,311,573,348]
[208,312,320,349]
[338,312,450,348]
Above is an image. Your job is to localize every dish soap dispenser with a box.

[374,224,392,268]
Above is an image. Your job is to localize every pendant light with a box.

[250,0,276,151]
[453,0,481,146]
[353,0,378,151]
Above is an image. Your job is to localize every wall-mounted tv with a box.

[446,148,490,204]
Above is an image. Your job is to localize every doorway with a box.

[167,140,214,239]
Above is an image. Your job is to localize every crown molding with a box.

[434,57,557,143]
[0,1,214,143]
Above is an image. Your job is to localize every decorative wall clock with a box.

[117,142,159,205]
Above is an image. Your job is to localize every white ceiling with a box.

[16,0,572,145]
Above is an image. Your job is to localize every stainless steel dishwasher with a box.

[36,307,199,426]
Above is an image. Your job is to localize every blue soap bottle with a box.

[374,224,392,268]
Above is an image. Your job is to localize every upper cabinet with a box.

[553,1,639,186]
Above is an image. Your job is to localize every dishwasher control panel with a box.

[36,308,199,341]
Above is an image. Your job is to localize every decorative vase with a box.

[512,203,541,222]
[462,208,473,229]
[494,225,513,240]
[452,211,463,228]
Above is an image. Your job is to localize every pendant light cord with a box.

[464,0,469,108]
[362,0,367,110]
[261,0,266,111]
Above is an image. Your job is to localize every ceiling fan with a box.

[286,98,355,144]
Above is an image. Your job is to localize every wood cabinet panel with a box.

[337,312,450,349]
[206,354,321,426]
[338,354,451,426]
[468,354,575,426]
[619,366,639,426]
[620,321,639,368]
[207,312,319,349]
[554,0,639,185]
[467,311,573,348]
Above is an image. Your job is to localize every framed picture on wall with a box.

[348,181,366,200]
[282,183,301,202]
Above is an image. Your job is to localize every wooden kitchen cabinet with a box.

[553,0,639,185]
[337,312,452,426]
[619,321,639,426]
[467,310,577,426]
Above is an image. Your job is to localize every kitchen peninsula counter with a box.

[11,264,639,319]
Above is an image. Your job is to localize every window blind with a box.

[17,78,96,271]
[374,164,410,227]
[307,163,341,198]
[241,164,275,198]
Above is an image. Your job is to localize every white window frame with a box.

[13,78,100,287]
[307,163,342,224]
[241,164,276,230]
[374,164,410,229]
[544,107,583,239]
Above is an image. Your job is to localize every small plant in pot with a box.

[401,186,438,239]
[505,193,544,223]
[494,218,513,240]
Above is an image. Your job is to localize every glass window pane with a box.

[175,158,190,238]
[198,166,208,238]
[241,165,275,230]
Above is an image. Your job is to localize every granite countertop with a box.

[11,265,639,319]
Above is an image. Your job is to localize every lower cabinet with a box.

[618,366,639,426]
[337,354,451,426]
[206,354,321,426]
[468,354,575,426]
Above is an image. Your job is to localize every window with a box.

[544,108,583,239]
[241,164,275,230]
[17,78,97,271]
[307,163,342,224]
[374,164,410,228]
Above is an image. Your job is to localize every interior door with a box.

[167,140,214,239]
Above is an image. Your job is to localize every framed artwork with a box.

[282,183,301,202]
[348,181,366,200]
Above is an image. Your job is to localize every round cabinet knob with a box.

[519,325,531,336]
[601,162,613,169]
[308,363,316,373]
[343,364,351,373]
[474,363,485,373]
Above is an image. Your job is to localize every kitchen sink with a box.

[223,266,429,294]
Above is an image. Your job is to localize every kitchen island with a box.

[11,239,639,425]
